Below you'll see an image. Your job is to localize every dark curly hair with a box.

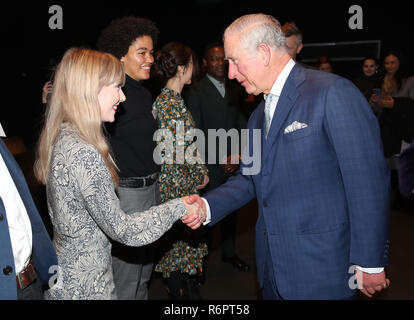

[97,16,159,59]
[152,42,200,86]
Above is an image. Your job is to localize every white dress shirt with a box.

[201,60,383,274]
[0,125,32,273]
[0,122,5,137]
[264,58,296,125]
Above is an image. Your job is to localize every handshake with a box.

[180,195,207,230]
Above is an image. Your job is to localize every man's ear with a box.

[120,56,126,64]
[257,43,271,66]
[297,43,303,54]
[202,58,207,68]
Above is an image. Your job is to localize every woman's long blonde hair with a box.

[35,47,124,185]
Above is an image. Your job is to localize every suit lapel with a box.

[262,65,305,163]
[204,76,225,102]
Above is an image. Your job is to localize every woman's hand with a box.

[377,96,394,108]
[42,81,53,104]
[370,93,394,109]
[180,195,206,230]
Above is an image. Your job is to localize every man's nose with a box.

[228,62,237,79]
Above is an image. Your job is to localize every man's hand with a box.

[180,195,206,229]
[220,154,241,173]
[196,175,209,190]
[356,269,390,298]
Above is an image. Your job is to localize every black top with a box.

[106,74,160,178]
[353,74,379,101]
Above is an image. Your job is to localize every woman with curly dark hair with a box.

[151,42,209,300]
[97,16,161,300]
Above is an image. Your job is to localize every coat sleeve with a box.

[74,145,186,247]
[324,78,390,268]
[392,97,414,143]
[398,139,414,198]
[204,110,259,225]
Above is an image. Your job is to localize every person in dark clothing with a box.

[369,50,414,211]
[369,51,414,159]
[399,138,414,198]
[97,16,161,300]
[353,57,380,104]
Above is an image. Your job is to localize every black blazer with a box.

[379,97,414,157]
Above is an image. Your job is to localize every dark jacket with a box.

[0,138,57,299]
[184,76,247,191]
[398,138,414,198]
[379,97,414,157]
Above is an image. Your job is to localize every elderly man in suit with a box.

[183,13,391,300]
[0,124,57,300]
[184,42,250,272]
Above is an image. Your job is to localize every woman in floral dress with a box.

[152,42,209,299]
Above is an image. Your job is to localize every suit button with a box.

[263,201,268,207]
[3,265,13,275]
[0,213,3,221]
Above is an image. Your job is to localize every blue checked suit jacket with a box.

[0,138,57,299]
[205,64,390,299]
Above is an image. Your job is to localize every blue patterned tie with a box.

[264,94,274,138]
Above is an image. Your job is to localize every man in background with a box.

[185,42,250,273]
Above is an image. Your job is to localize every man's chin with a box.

[243,86,256,95]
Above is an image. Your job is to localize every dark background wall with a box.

[3,0,413,145]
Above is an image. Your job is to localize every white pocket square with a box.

[284,121,308,134]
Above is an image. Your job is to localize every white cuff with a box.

[356,266,384,274]
[202,198,211,225]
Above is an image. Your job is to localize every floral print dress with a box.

[153,88,208,278]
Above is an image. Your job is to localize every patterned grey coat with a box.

[44,125,186,300]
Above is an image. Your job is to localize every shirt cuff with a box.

[202,198,211,225]
[356,266,384,274]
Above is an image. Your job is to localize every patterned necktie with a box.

[264,93,274,138]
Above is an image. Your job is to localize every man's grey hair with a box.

[223,13,286,54]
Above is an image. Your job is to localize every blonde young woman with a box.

[34,48,204,300]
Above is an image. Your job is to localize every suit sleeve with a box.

[204,111,258,225]
[324,78,390,268]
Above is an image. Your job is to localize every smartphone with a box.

[372,88,382,97]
